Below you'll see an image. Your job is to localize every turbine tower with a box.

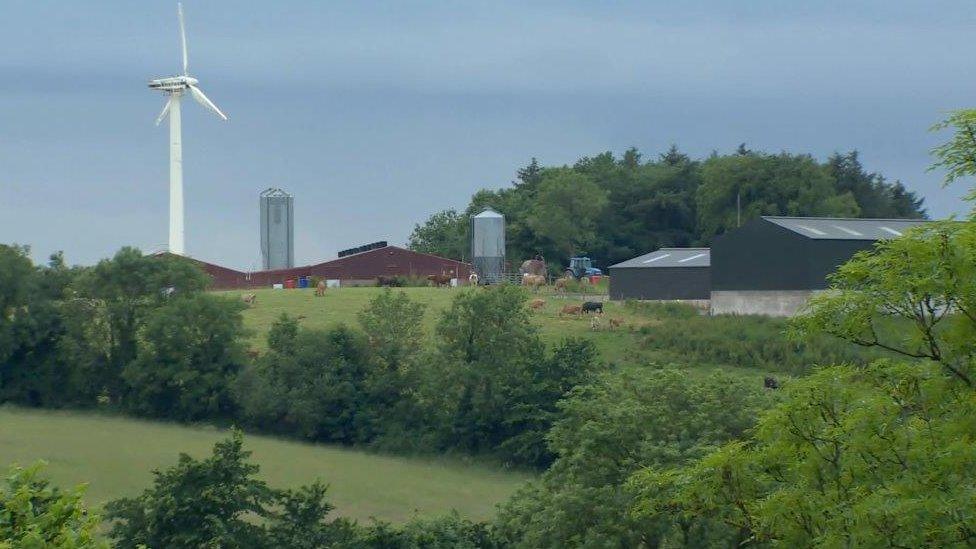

[149,2,227,256]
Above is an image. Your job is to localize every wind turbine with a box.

[149,2,227,256]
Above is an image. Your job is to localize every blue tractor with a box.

[564,256,602,280]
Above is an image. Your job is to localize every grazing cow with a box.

[581,301,603,314]
[315,279,328,296]
[559,304,582,317]
[428,273,452,288]
[519,259,546,276]
[608,317,623,331]
[554,277,570,292]
[529,298,546,310]
[590,315,603,331]
[241,293,256,306]
[521,273,546,291]
[468,272,480,285]
[764,376,780,390]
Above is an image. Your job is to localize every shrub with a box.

[639,313,885,375]
[0,462,106,548]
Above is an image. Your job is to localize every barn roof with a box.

[610,248,710,269]
[762,216,928,240]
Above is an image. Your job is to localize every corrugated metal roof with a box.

[610,248,710,269]
[762,216,928,240]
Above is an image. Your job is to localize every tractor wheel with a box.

[564,270,575,280]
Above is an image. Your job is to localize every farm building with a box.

[710,216,928,317]
[608,248,710,303]
[162,245,471,290]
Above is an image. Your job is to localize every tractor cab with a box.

[565,257,603,280]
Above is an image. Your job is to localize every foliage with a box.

[495,368,767,547]
[791,220,976,386]
[106,431,355,549]
[641,313,887,375]
[0,462,106,549]
[359,512,502,548]
[410,147,924,270]
[931,108,976,202]
[632,361,976,547]
[408,208,469,260]
[419,286,598,465]
[122,293,248,421]
[235,319,374,443]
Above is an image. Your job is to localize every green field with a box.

[224,285,771,381]
[0,407,530,522]
[225,285,661,364]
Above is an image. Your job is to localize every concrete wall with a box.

[710,290,822,317]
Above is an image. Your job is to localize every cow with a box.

[559,304,582,317]
[241,293,256,306]
[608,317,623,331]
[428,273,452,288]
[521,273,546,291]
[554,277,571,292]
[315,279,328,296]
[468,272,480,285]
[581,301,603,314]
[529,298,546,310]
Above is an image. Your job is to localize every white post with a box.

[169,93,185,255]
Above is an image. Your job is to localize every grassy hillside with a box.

[223,286,676,366]
[0,407,530,522]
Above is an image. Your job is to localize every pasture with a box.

[221,285,776,381]
[0,407,530,522]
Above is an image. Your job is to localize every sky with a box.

[1,1,974,269]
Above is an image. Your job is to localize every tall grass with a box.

[637,314,887,376]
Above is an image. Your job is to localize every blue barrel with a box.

[298,277,309,289]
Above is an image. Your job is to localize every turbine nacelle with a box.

[148,75,199,92]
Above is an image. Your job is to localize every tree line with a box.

[409,147,925,270]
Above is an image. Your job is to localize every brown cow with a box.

[521,273,546,291]
[529,298,546,310]
[608,317,623,330]
[427,273,452,288]
[315,279,327,296]
[559,304,582,317]
[554,277,571,292]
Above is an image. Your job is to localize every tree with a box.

[122,293,248,421]
[526,168,609,257]
[107,431,353,549]
[0,462,106,548]
[697,152,860,240]
[408,209,469,260]
[235,320,373,443]
[495,369,767,547]
[827,151,926,218]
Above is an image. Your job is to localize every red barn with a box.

[163,246,471,290]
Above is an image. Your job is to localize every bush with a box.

[235,318,374,443]
[122,294,248,421]
[0,462,106,548]
[639,313,885,375]
[623,299,699,319]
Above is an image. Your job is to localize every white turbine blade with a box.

[188,84,228,120]
[178,2,188,75]
[155,97,172,126]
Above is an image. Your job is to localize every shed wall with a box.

[609,266,710,300]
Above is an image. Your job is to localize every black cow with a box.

[581,301,604,314]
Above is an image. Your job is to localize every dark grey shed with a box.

[710,216,928,316]
[608,248,710,301]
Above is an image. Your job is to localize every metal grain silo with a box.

[471,208,505,283]
[260,188,294,270]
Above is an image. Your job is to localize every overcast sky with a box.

[1,1,973,269]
